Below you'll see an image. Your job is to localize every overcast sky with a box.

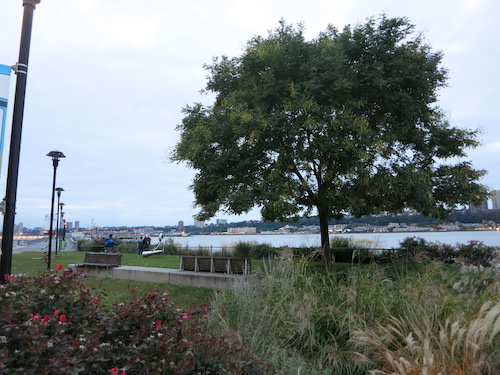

[0,0,498,229]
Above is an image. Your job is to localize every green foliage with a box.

[249,243,277,259]
[456,240,496,267]
[209,254,500,374]
[398,236,497,266]
[172,16,488,256]
[0,271,271,374]
[233,241,253,258]
[233,241,277,259]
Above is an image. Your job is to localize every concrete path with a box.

[12,236,77,253]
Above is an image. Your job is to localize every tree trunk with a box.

[318,206,331,263]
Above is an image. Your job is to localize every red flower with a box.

[59,314,67,323]
[163,290,169,295]
[155,320,162,327]
[41,315,51,325]
[54,309,61,316]
[121,372,127,375]
[56,264,63,271]
[109,368,120,375]
[4,274,15,280]
[182,313,191,319]
[91,299,100,305]
[31,313,41,320]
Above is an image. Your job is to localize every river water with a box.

[152,230,500,250]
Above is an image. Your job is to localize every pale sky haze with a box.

[0,0,498,229]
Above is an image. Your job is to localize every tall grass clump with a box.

[209,251,500,374]
[232,241,277,259]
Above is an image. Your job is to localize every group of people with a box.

[103,233,152,255]
[138,234,151,255]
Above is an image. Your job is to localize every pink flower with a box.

[182,313,191,319]
[4,274,15,280]
[163,290,169,295]
[54,309,61,316]
[59,314,67,323]
[155,320,162,327]
[109,368,126,375]
[31,313,41,320]
[56,264,63,271]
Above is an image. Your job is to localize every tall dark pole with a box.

[59,203,65,248]
[46,151,64,272]
[0,0,41,284]
[54,188,63,256]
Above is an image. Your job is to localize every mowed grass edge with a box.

[11,250,214,309]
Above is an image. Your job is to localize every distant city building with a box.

[66,222,73,230]
[491,190,500,209]
[177,221,184,231]
[194,219,205,228]
[468,200,488,213]
[227,226,257,234]
[74,221,80,231]
[14,223,24,234]
[216,219,228,225]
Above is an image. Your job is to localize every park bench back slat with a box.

[180,256,251,275]
[76,253,122,268]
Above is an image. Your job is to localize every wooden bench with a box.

[179,256,251,275]
[75,253,122,268]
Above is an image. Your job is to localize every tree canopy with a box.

[172,16,489,260]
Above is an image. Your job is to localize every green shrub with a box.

[163,238,181,254]
[233,241,253,258]
[398,236,498,267]
[456,240,496,267]
[249,243,277,259]
[330,236,356,262]
[116,242,138,254]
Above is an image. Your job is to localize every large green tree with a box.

[172,16,488,261]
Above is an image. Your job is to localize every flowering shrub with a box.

[399,237,497,267]
[0,267,271,374]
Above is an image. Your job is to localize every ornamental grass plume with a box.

[209,249,500,375]
[351,274,500,375]
[352,301,500,375]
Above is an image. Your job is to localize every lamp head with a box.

[47,150,65,160]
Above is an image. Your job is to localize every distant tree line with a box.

[181,210,500,235]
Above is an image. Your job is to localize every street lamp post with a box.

[46,151,65,271]
[0,0,42,284]
[61,211,66,241]
[58,202,65,251]
[54,188,64,256]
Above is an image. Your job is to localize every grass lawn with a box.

[11,250,215,310]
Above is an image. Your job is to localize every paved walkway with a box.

[12,236,77,253]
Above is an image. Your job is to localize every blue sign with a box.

[0,64,12,174]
